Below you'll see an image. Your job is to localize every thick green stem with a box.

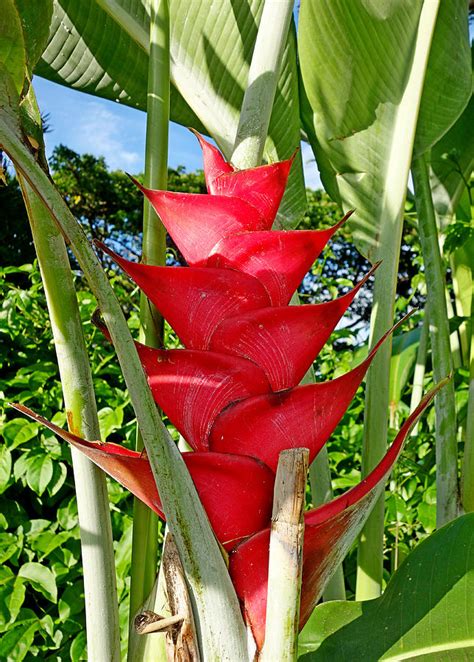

[461,324,474,512]
[129,0,169,628]
[355,0,440,600]
[231,0,294,168]
[1,123,249,660]
[18,176,121,662]
[412,153,459,525]
[409,306,430,437]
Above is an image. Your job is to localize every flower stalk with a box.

[130,0,170,630]
[2,125,249,661]
[260,448,308,662]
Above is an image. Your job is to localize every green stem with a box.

[1,121,248,661]
[129,0,169,628]
[355,0,440,600]
[231,0,294,168]
[461,320,474,512]
[412,153,459,525]
[18,176,121,662]
[409,306,430,437]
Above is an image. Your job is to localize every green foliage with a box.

[0,263,135,659]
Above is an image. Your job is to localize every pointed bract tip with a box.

[91,308,111,341]
[368,308,417,361]
[94,239,119,262]
[289,147,300,163]
[126,173,145,192]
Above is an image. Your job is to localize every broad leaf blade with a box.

[413,0,472,157]
[430,94,474,223]
[36,0,305,225]
[299,0,471,260]
[298,513,474,661]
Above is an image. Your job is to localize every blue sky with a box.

[34,76,322,188]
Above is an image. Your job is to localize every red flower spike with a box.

[210,318,405,471]
[228,383,443,648]
[136,344,271,451]
[211,156,295,225]
[189,129,234,191]
[192,130,295,223]
[97,242,271,349]
[207,214,352,306]
[209,264,380,391]
[11,404,275,550]
[193,131,296,226]
[130,177,271,267]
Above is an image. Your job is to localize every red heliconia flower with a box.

[15,132,439,649]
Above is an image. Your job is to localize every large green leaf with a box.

[299,0,472,597]
[299,0,471,260]
[0,0,52,95]
[298,513,474,660]
[35,0,305,225]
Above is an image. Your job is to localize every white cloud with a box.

[74,102,143,171]
[301,142,322,190]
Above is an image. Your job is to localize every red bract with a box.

[188,128,233,190]
[18,132,437,650]
[97,241,271,349]
[228,386,442,647]
[132,179,271,267]
[209,315,409,471]
[11,404,274,551]
[206,221,350,306]
[135,344,271,450]
[190,130,294,222]
[210,264,379,391]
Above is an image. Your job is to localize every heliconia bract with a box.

[15,131,439,649]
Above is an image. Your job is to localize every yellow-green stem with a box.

[129,0,169,627]
[412,153,459,525]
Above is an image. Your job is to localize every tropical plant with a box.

[1,0,473,659]
[12,136,446,657]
